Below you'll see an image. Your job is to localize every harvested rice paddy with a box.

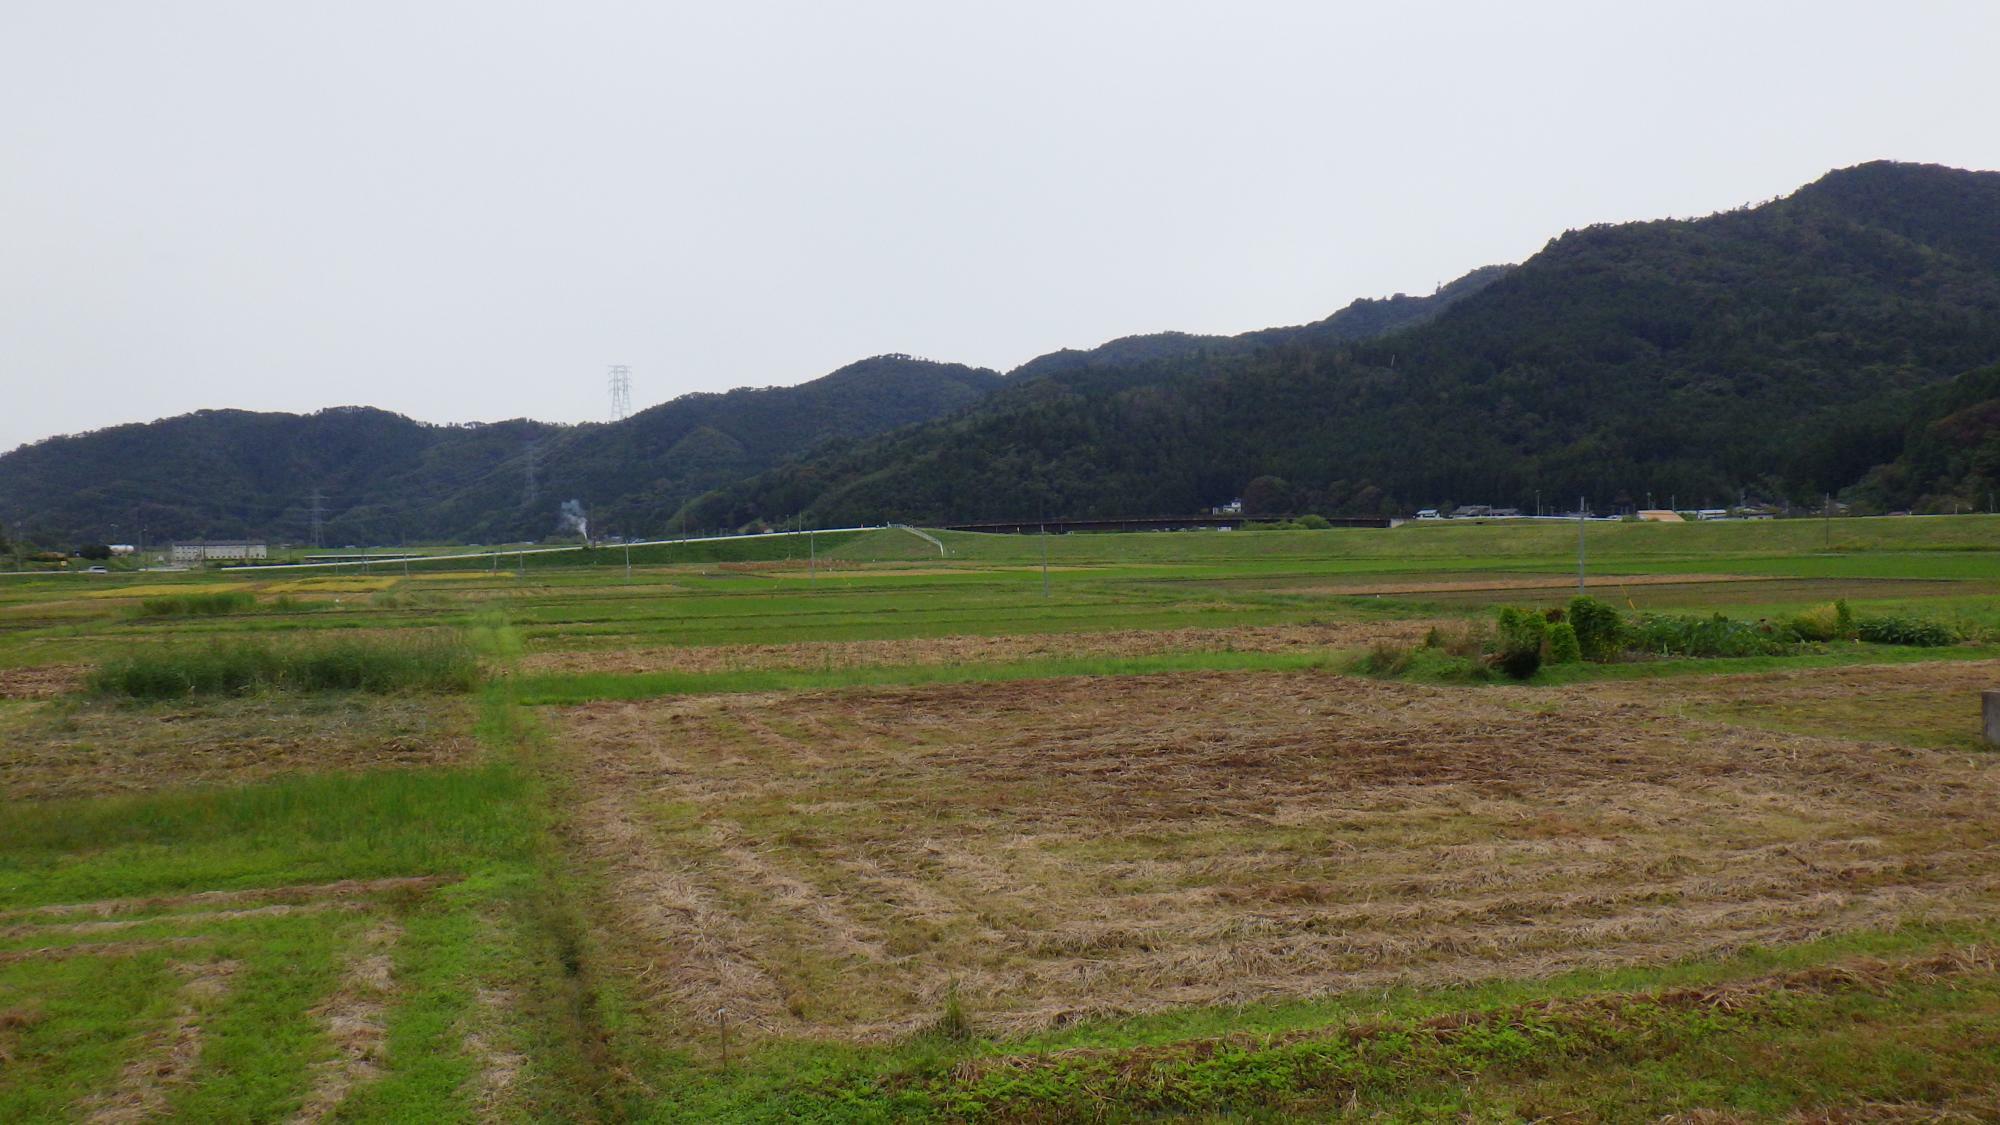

[4,517,2000,1120]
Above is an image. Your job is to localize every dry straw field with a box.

[557,663,2000,1047]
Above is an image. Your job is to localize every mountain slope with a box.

[681,162,2000,526]
[0,356,1000,545]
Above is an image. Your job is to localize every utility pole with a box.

[808,525,816,587]
[1039,520,1051,600]
[1823,493,1832,550]
[1577,496,1587,593]
[623,537,632,581]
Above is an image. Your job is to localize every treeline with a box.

[0,357,1000,546]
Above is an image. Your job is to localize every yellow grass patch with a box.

[82,584,254,600]
[259,577,399,593]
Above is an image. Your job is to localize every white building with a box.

[169,540,268,563]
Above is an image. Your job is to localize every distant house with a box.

[170,540,268,563]
[1415,508,1442,520]
[1636,510,1685,523]
[1212,499,1244,515]
[107,544,136,556]
[1488,507,1523,518]
[1454,505,1493,518]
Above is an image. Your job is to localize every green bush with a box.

[1566,597,1625,662]
[1627,613,1788,658]
[89,634,482,699]
[1493,606,1547,679]
[1855,616,1961,647]
[1787,603,1843,642]
[1545,620,1582,664]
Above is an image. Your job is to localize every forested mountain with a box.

[0,356,999,545]
[680,162,2000,527]
[12,161,2000,546]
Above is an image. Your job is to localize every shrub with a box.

[1566,597,1625,662]
[89,634,482,699]
[1493,607,1547,679]
[1545,621,1582,664]
[1855,616,1961,647]
[1292,514,1332,530]
[1355,641,1414,676]
[1627,613,1787,658]
[1353,643,1489,682]
[1787,603,1843,643]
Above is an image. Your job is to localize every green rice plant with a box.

[87,634,482,699]
[1856,615,1962,647]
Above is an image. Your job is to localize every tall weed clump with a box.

[89,634,482,699]
[1855,615,1962,647]
[129,590,258,618]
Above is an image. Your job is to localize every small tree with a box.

[1241,476,1294,516]
[76,543,112,561]
[1566,596,1626,662]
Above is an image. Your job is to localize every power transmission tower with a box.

[307,488,326,549]
[608,365,632,421]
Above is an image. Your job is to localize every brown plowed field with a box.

[552,662,2000,1043]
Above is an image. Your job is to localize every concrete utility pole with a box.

[1577,497,1587,593]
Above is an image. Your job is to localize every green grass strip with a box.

[510,649,1351,704]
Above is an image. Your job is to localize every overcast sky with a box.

[3,1,1996,454]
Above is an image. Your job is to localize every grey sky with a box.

[3,1,1995,454]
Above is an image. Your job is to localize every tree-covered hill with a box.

[13,161,2000,545]
[0,355,1000,545]
[679,162,2000,527]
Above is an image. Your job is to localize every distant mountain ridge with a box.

[0,267,1508,544]
[680,161,2000,527]
[0,355,1000,545]
[10,161,2000,544]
